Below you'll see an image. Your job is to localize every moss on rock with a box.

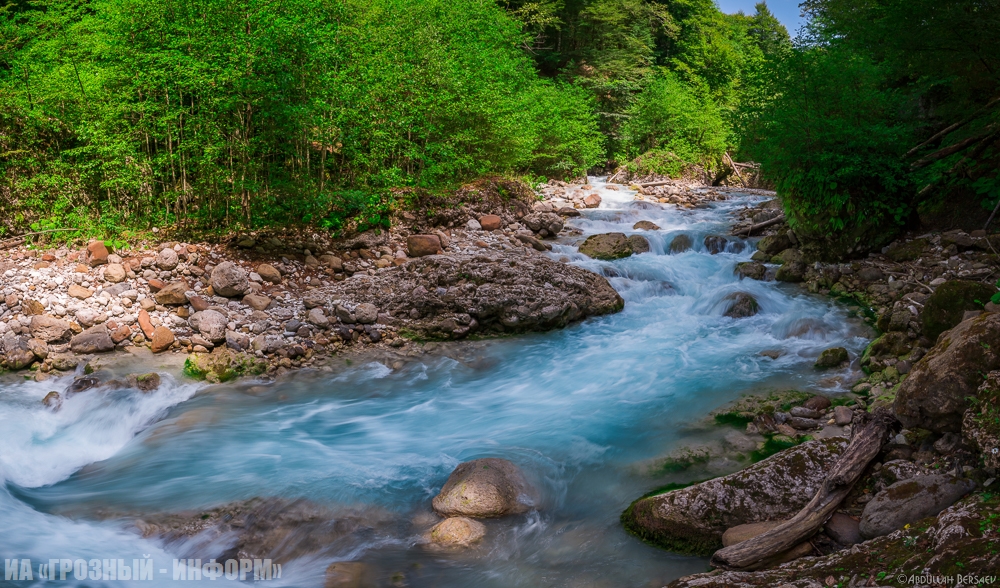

[184,348,266,383]
[921,280,994,341]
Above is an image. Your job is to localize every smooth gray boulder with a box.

[859,474,975,539]
[432,458,537,518]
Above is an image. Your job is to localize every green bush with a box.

[617,70,729,173]
[743,47,915,257]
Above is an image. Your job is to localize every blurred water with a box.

[0,179,870,587]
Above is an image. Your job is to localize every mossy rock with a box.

[815,346,848,368]
[756,234,791,256]
[712,389,812,426]
[621,438,848,556]
[861,332,913,367]
[579,233,633,260]
[734,261,767,281]
[885,237,929,262]
[184,348,266,383]
[921,280,995,341]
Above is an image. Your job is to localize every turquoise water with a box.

[0,180,869,587]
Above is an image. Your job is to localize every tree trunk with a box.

[710,408,897,571]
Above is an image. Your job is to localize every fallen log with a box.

[710,408,897,571]
[739,214,785,236]
[725,152,747,188]
[637,180,675,188]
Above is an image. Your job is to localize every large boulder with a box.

[859,474,975,539]
[29,315,72,343]
[315,251,623,339]
[210,262,249,297]
[70,324,115,354]
[921,280,995,341]
[579,233,633,260]
[432,458,537,518]
[894,312,1000,432]
[621,437,847,556]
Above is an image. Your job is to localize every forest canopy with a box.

[2,0,998,258]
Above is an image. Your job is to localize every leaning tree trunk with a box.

[710,408,897,571]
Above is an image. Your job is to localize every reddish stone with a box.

[407,235,442,257]
[111,325,132,344]
[68,284,93,300]
[33,261,49,270]
[138,309,155,338]
[583,193,602,208]
[187,294,210,312]
[41,253,56,262]
[150,326,175,353]
[74,264,90,273]
[479,215,503,231]
[147,278,166,292]
[87,241,109,267]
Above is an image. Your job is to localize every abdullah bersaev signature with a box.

[5,557,282,581]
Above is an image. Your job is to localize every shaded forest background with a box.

[0,0,997,257]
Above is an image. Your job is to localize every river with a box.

[0,179,871,587]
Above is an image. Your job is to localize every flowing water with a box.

[0,179,872,587]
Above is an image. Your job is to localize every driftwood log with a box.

[710,408,897,571]
[740,214,785,236]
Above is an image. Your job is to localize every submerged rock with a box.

[633,220,660,231]
[894,313,1000,432]
[859,474,975,539]
[621,437,847,556]
[432,458,537,518]
[723,292,759,318]
[579,233,633,260]
[628,234,650,254]
[668,234,692,254]
[734,262,766,281]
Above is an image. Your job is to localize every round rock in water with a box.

[427,516,486,548]
[432,457,537,518]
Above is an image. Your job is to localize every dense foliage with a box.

[0,0,603,236]
[741,0,1000,256]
